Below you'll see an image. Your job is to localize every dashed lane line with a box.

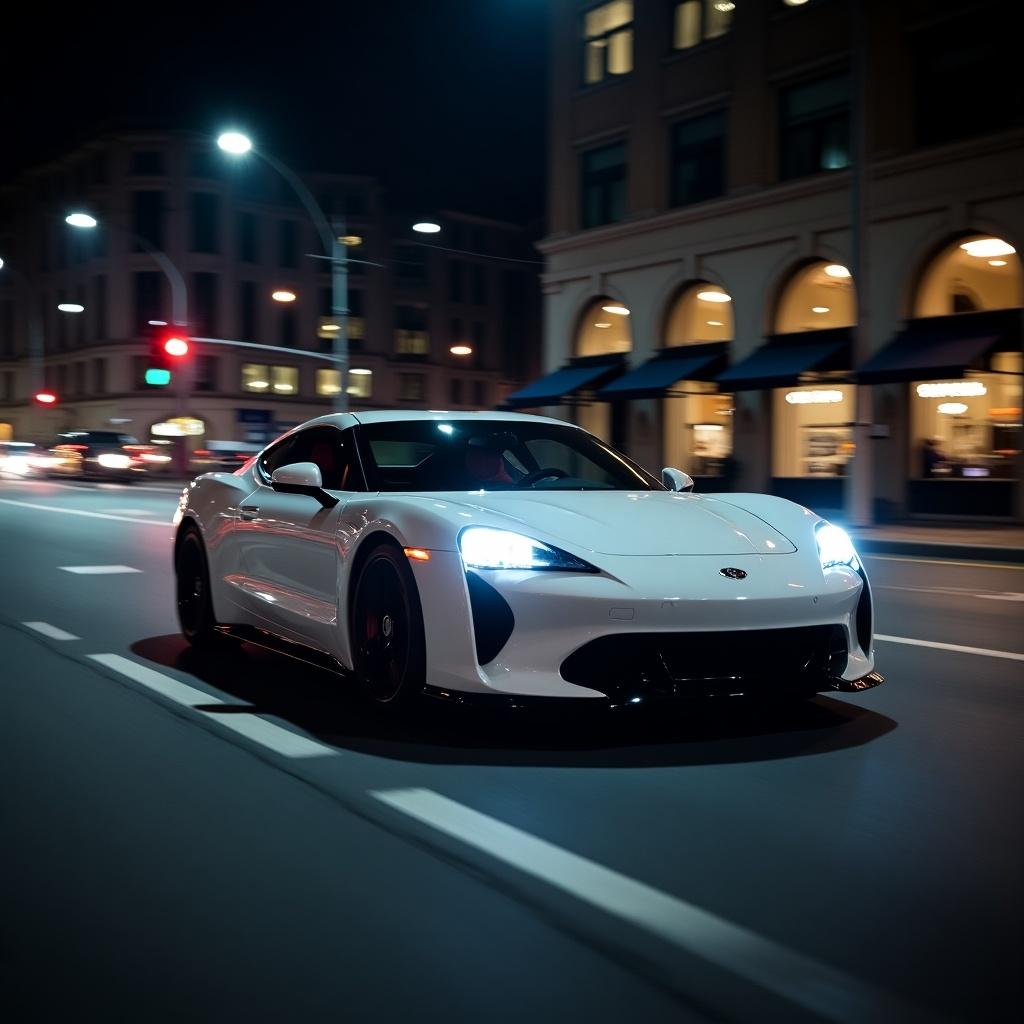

[22,621,80,641]
[86,653,334,758]
[373,787,922,1024]
[864,554,1023,571]
[876,634,1024,662]
[59,565,142,575]
[0,497,171,526]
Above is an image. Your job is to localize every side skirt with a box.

[215,624,351,680]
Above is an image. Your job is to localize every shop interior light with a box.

[450,345,473,356]
[271,290,297,303]
[350,367,372,376]
[811,306,830,313]
[601,304,630,315]
[959,238,1015,258]
[713,1,735,10]
[916,381,987,398]
[938,402,969,415]
[707,320,724,326]
[785,389,844,405]
[248,380,269,389]
[988,259,1008,267]
[824,264,851,278]
[273,382,294,392]
[696,290,731,303]
[594,322,612,328]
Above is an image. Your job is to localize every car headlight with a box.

[458,527,596,572]
[815,522,860,571]
[97,453,132,469]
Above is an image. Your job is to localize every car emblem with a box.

[720,567,747,580]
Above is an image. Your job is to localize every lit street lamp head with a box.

[218,131,253,155]
[412,222,441,234]
[271,290,297,303]
[57,303,85,313]
[66,212,97,229]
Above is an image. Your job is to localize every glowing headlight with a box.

[458,527,595,572]
[97,453,131,470]
[815,522,860,571]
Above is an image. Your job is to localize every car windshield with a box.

[358,420,663,492]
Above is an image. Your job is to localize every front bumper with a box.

[411,551,877,701]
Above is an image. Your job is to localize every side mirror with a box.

[271,462,338,508]
[662,467,695,492]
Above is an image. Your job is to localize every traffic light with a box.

[33,390,58,406]
[145,327,190,387]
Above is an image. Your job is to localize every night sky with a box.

[2,0,547,223]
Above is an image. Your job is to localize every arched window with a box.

[662,282,734,478]
[915,235,1022,317]
[573,297,632,444]
[774,260,856,333]
[911,236,1022,485]
[576,297,632,357]
[772,261,856,480]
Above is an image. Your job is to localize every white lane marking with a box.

[59,565,142,575]
[88,653,222,705]
[373,789,910,1023]
[876,584,1024,601]
[102,508,155,516]
[864,554,1023,571]
[876,634,1024,662]
[199,711,335,759]
[0,497,170,526]
[87,654,334,759]
[23,621,80,641]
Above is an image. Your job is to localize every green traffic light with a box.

[145,367,172,386]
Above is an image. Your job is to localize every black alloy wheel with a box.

[175,527,219,646]
[352,544,426,707]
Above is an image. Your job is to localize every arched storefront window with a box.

[772,261,857,479]
[910,236,1021,487]
[662,283,734,478]
[575,297,632,441]
[150,416,206,440]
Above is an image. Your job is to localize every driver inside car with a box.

[463,436,515,487]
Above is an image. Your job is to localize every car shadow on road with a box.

[131,634,897,769]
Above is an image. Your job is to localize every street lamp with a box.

[65,212,97,229]
[412,221,441,234]
[57,302,85,314]
[218,128,351,413]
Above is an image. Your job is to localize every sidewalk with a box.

[850,524,1024,564]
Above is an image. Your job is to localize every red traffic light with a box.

[163,335,190,358]
[33,390,58,406]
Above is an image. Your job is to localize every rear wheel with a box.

[175,527,219,647]
[351,544,426,707]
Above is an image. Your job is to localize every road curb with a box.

[855,538,1024,564]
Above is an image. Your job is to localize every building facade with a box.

[0,132,541,449]
[522,0,1023,521]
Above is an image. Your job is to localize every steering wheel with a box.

[515,466,570,488]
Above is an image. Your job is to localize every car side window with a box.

[260,426,363,491]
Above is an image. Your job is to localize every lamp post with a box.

[217,131,350,413]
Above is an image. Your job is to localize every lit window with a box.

[780,74,850,180]
[347,368,373,399]
[396,329,429,355]
[915,236,1022,318]
[775,261,856,333]
[583,2,633,85]
[316,369,342,396]
[580,143,627,229]
[773,386,856,478]
[242,363,297,395]
[673,1,735,52]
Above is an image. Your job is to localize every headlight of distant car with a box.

[458,527,597,572]
[815,522,860,571]
[97,453,132,470]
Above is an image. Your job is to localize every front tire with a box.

[351,544,426,707]
[175,526,220,647]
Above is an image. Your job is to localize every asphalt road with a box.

[1,476,1021,1023]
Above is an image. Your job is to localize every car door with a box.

[232,425,364,653]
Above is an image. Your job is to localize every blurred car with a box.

[189,441,261,475]
[47,431,168,481]
[0,441,49,478]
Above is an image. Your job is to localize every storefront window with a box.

[772,262,856,478]
[662,283,733,476]
[915,236,1022,317]
[576,297,632,441]
[773,385,855,477]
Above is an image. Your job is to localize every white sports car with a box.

[173,410,881,708]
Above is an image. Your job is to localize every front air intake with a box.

[465,571,515,664]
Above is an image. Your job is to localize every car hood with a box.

[417,490,797,556]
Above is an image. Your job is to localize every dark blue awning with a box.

[597,343,728,401]
[856,309,1020,384]
[716,328,851,391]
[505,353,625,408]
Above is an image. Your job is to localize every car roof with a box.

[303,409,576,429]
